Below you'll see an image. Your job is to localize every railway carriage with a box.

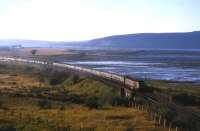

[1,57,140,90]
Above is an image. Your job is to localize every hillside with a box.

[0,31,200,49]
[83,31,200,49]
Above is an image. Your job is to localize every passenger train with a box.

[0,56,139,89]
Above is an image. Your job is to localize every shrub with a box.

[49,78,61,85]
[0,101,2,108]
[37,99,52,109]
[49,71,69,85]
[60,104,65,110]
[173,93,198,106]
[85,97,102,109]
[130,91,136,100]
[69,94,83,104]
[24,66,34,72]
[0,127,16,131]
[71,75,80,84]
[126,127,134,131]
[156,105,176,121]
[111,96,129,107]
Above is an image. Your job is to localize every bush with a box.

[0,127,16,131]
[0,101,2,108]
[49,71,69,86]
[111,96,129,107]
[24,66,34,72]
[156,105,176,121]
[126,127,134,131]
[60,104,65,110]
[37,99,52,109]
[130,90,136,99]
[69,94,83,104]
[63,75,80,87]
[173,93,198,106]
[49,78,61,85]
[85,97,102,109]
[71,75,80,84]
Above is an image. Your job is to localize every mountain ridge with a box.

[85,31,200,49]
[0,31,200,49]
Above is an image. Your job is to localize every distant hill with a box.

[0,31,200,49]
[82,31,200,49]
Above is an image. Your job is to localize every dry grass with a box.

[0,74,39,87]
[0,66,167,131]
[0,95,166,131]
[0,74,48,93]
[18,48,69,56]
[0,47,77,57]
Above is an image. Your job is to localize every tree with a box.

[31,49,37,55]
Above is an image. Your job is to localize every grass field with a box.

[144,80,200,96]
[0,63,166,131]
[0,95,166,131]
[0,48,70,57]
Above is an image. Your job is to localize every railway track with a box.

[0,56,139,91]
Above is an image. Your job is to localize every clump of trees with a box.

[31,49,37,55]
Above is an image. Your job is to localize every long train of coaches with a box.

[0,56,139,89]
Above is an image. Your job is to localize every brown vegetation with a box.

[0,63,166,131]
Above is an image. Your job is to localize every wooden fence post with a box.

[175,126,178,131]
[163,119,166,128]
[153,113,157,122]
[168,123,171,131]
[81,122,83,129]
[158,115,162,125]
[150,112,153,119]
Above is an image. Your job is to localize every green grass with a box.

[144,80,200,96]
[143,79,200,113]
[64,78,119,105]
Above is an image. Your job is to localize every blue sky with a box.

[0,0,199,41]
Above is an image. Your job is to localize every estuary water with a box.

[63,50,200,82]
